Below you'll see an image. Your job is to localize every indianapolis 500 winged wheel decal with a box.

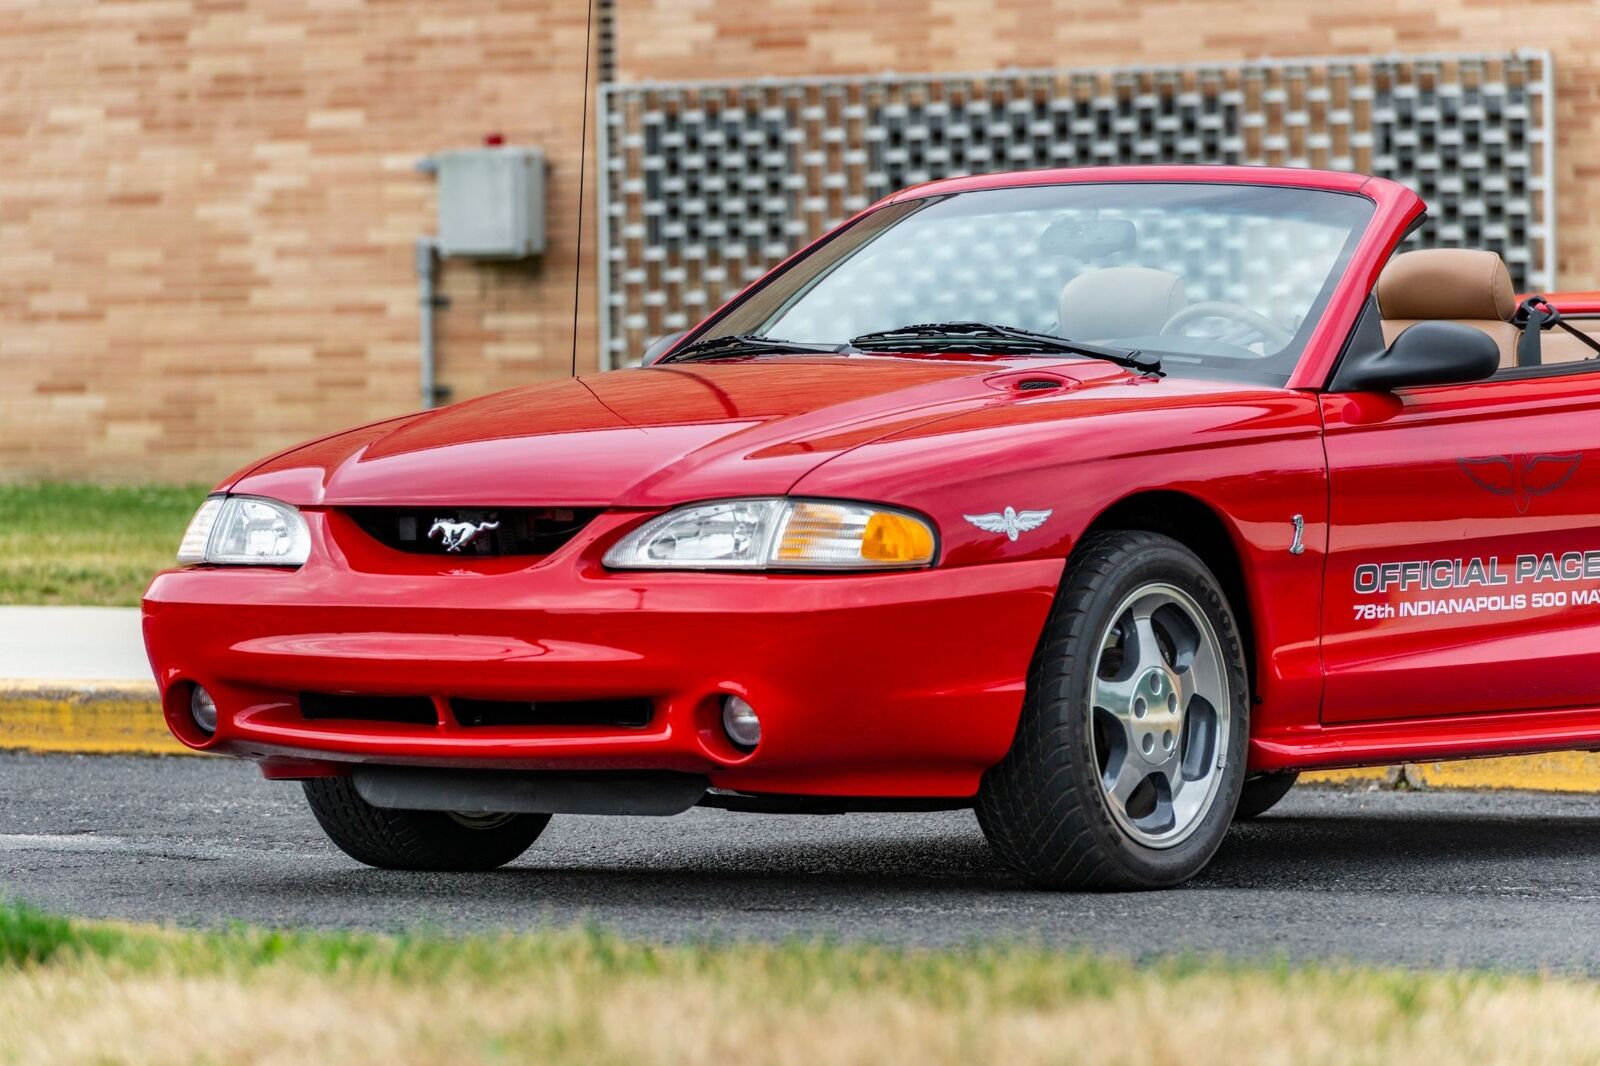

[963,507,1053,542]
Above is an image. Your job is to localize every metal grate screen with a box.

[598,51,1554,369]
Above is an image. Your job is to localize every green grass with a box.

[1,898,1597,1065]
[0,483,208,606]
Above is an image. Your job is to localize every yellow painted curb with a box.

[1303,767,1393,786]
[1305,755,1600,793]
[1404,752,1600,793]
[0,682,190,756]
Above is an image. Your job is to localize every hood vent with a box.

[983,371,1076,395]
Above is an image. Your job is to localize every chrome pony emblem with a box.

[428,518,500,553]
[964,507,1053,542]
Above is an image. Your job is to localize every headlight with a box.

[176,495,311,567]
[603,498,936,571]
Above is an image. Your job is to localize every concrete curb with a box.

[0,682,189,756]
[1,686,1598,788]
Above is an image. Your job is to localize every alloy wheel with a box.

[1090,582,1231,848]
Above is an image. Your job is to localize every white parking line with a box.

[0,833,133,852]
[0,832,283,861]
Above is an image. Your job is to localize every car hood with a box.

[226,356,1140,508]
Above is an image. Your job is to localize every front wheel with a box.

[976,530,1250,890]
[303,776,551,871]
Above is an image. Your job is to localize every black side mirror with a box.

[641,331,687,366]
[1333,320,1501,392]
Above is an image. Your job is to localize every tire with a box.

[1233,771,1298,821]
[976,530,1250,890]
[302,776,550,871]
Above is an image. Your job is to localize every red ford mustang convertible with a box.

[144,165,1600,889]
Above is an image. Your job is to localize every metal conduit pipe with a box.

[414,236,445,410]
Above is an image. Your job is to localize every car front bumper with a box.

[143,512,1063,798]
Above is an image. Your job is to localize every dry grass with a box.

[0,483,207,606]
[4,902,1600,1065]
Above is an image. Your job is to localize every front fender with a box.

[790,381,1330,743]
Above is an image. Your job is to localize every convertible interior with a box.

[1057,248,1600,373]
[1375,248,1600,370]
[1057,266,1297,359]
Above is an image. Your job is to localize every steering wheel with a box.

[1161,302,1294,350]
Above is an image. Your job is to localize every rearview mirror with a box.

[1039,218,1137,261]
[1332,321,1501,392]
[641,331,687,366]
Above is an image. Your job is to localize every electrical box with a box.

[432,147,546,259]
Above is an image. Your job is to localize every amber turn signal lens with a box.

[861,511,936,564]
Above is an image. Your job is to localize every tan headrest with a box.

[1377,250,1516,323]
[1059,267,1187,341]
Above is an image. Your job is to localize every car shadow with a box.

[1200,807,1600,887]
[216,805,1600,922]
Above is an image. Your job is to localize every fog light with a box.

[721,695,760,749]
[190,686,218,735]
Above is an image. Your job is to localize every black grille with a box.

[299,692,438,725]
[345,507,602,557]
[450,698,654,729]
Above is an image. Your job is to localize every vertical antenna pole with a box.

[570,0,598,377]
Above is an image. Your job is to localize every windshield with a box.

[697,182,1374,385]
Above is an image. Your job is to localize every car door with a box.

[1320,365,1600,723]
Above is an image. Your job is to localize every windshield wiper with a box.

[849,321,1161,376]
[660,333,851,364]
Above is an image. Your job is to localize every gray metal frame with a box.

[598,50,1555,370]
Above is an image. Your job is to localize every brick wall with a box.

[0,0,599,482]
[3,0,1595,481]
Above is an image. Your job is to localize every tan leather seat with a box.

[1059,267,1187,342]
[1376,249,1519,367]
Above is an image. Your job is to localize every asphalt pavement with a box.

[4,751,1600,972]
